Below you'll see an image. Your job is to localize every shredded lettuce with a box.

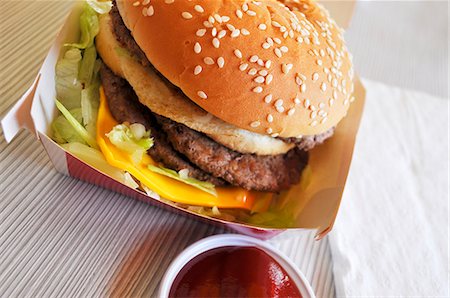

[86,0,112,14]
[62,142,138,188]
[53,1,107,148]
[148,165,218,197]
[52,109,87,145]
[55,48,83,109]
[106,124,153,164]
[65,4,99,49]
[81,80,100,138]
[78,45,97,86]
[55,99,99,149]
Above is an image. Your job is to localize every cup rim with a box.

[159,234,316,298]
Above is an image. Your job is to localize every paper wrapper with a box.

[1,1,364,240]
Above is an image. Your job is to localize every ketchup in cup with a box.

[169,246,302,298]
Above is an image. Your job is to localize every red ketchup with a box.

[169,246,302,298]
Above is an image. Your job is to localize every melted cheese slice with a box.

[97,88,260,210]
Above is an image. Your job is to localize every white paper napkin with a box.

[329,79,449,297]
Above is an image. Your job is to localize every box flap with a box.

[1,75,40,142]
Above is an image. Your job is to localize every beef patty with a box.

[100,65,226,186]
[109,3,334,151]
[100,64,308,192]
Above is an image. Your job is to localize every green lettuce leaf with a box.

[55,48,83,109]
[78,45,97,86]
[86,0,112,14]
[106,124,153,164]
[148,165,218,197]
[65,4,99,49]
[55,99,98,149]
[52,108,87,145]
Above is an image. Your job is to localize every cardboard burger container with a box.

[1,1,363,240]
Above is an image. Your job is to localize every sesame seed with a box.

[239,63,249,71]
[264,94,273,103]
[242,3,248,11]
[265,74,273,85]
[258,24,267,30]
[194,65,202,75]
[246,10,256,16]
[147,5,154,16]
[300,84,307,93]
[212,38,220,48]
[280,46,288,53]
[265,60,272,68]
[266,128,273,134]
[217,57,225,68]
[250,121,261,128]
[321,117,328,124]
[221,16,230,22]
[274,48,282,58]
[211,27,217,37]
[267,114,274,123]
[344,99,349,105]
[310,120,318,127]
[204,57,214,65]
[231,29,240,38]
[249,55,259,63]
[273,38,281,44]
[257,59,264,66]
[271,133,279,138]
[288,108,296,116]
[234,49,242,58]
[294,98,301,105]
[319,102,325,109]
[198,91,207,99]
[248,68,257,75]
[142,0,150,4]
[133,1,140,7]
[329,98,334,106]
[295,76,303,86]
[276,106,285,113]
[165,0,174,3]
[208,16,215,24]
[253,86,263,93]
[142,7,148,16]
[254,76,265,83]
[218,30,227,38]
[196,29,206,37]
[317,59,323,66]
[321,82,327,92]
[194,42,201,54]
[194,5,204,13]
[304,99,310,108]
[282,63,293,74]
[214,14,222,23]
[262,43,270,49]
[236,9,243,19]
[203,21,213,28]
[312,72,319,81]
[182,12,193,19]
[241,29,250,35]
[275,99,283,107]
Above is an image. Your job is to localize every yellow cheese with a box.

[97,88,260,210]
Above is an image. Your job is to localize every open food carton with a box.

[2,1,363,240]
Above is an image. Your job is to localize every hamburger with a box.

[94,0,354,194]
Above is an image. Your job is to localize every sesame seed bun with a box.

[116,0,354,137]
[96,14,295,155]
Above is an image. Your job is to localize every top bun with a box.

[117,0,354,137]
